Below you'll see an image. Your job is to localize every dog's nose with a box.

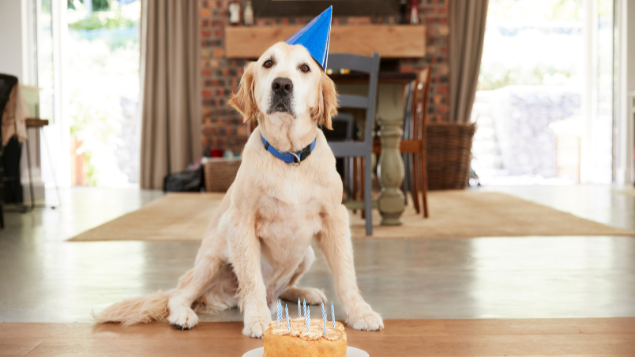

[272,77,293,96]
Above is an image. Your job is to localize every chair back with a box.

[402,81,415,141]
[0,74,19,148]
[326,53,381,149]
[412,67,432,142]
[0,74,18,228]
[0,75,18,120]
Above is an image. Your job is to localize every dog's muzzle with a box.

[267,77,294,115]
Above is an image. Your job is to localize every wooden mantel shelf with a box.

[225,25,425,59]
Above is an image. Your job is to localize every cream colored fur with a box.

[94,42,383,337]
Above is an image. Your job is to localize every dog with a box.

[95,42,384,338]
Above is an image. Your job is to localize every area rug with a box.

[68,191,635,242]
[617,189,635,197]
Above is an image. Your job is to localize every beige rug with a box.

[618,189,635,197]
[68,191,635,242]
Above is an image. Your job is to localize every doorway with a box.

[66,0,141,187]
[471,0,613,185]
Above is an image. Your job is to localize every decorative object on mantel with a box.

[243,1,254,26]
[409,0,419,24]
[252,0,398,17]
[426,123,476,190]
[229,1,241,26]
[399,0,408,24]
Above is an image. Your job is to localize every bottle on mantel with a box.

[243,1,254,26]
[409,0,419,25]
[399,0,408,24]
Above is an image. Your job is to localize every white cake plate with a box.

[242,346,369,357]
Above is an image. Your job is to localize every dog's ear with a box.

[229,62,258,123]
[311,70,338,130]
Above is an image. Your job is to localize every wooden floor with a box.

[2,318,635,357]
[4,187,635,323]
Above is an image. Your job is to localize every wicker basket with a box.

[203,159,242,192]
[426,123,476,190]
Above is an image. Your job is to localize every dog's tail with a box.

[92,290,171,326]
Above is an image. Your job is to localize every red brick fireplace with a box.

[198,0,450,153]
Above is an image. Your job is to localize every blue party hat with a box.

[285,6,332,70]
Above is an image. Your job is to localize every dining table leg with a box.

[377,116,405,225]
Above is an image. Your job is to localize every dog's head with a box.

[229,42,337,130]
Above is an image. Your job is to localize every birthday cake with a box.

[264,301,346,357]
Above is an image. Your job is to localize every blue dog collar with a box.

[261,134,316,166]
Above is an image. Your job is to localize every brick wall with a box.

[199,0,450,153]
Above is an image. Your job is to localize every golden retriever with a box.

[94,42,383,338]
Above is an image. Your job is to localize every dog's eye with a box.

[263,60,274,68]
[300,64,310,73]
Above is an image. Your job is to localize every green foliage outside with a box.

[68,0,136,31]
[487,0,583,22]
[477,0,584,92]
[68,0,140,186]
[68,0,110,11]
[68,9,136,31]
[478,64,575,91]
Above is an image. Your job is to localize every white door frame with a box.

[580,0,596,183]
[614,0,635,185]
[47,0,71,188]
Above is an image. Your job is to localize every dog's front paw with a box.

[280,287,327,305]
[347,306,384,331]
[168,307,199,330]
[242,310,272,338]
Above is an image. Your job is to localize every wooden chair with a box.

[372,67,431,218]
[0,74,19,229]
[400,82,416,208]
[326,52,381,236]
[330,112,356,200]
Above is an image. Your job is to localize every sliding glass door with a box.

[66,0,141,187]
[471,0,614,185]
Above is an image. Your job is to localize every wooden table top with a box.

[329,72,416,84]
[25,118,49,128]
[2,318,634,356]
